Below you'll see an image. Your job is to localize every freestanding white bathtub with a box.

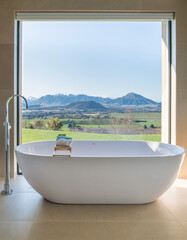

[15,140,185,204]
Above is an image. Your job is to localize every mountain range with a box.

[27,92,160,109]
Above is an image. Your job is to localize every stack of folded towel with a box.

[56,134,72,147]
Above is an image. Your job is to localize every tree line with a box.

[22,117,82,131]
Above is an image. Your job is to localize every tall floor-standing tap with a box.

[1,94,28,195]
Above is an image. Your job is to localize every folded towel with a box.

[57,135,71,140]
[56,134,72,146]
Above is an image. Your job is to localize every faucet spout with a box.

[6,94,28,123]
[1,94,28,195]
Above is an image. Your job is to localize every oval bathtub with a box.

[15,141,186,204]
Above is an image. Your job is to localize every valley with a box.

[22,92,161,143]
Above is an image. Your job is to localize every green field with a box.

[23,113,161,129]
[79,124,140,129]
[22,111,161,143]
[22,128,161,144]
[110,112,160,118]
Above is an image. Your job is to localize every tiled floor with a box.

[0,176,187,240]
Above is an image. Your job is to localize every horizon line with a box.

[26,91,161,103]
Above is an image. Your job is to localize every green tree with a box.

[33,118,44,129]
[46,118,62,130]
[22,117,29,128]
[26,122,34,129]
[68,121,76,130]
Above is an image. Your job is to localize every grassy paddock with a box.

[22,128,161,144]
[110,112,161,118]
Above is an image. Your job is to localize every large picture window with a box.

[15,13,174,147]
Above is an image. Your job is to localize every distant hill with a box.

[65,101,107,111]
[113,92,157,106]
[27,92,160,109]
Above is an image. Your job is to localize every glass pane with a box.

[21,21,161,143]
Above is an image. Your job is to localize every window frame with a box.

[14,12,176,174]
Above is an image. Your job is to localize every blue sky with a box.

[22,21,161,101]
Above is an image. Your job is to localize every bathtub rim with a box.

[15,140,186,158]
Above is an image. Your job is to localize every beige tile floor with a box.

[0,176,187,240]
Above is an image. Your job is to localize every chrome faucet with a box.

[1,94,28,195]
